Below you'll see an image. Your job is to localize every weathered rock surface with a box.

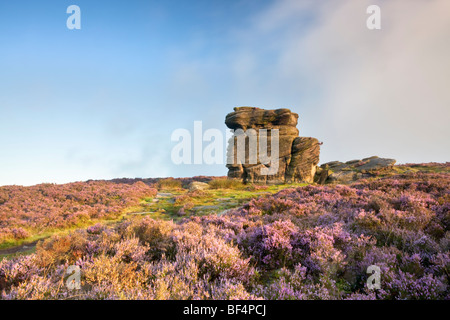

[188,181,210,191]
[286,137,321,183]
[317,156,396,184]
[225,107,320,184]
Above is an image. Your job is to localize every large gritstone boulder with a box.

[225,107,320,184]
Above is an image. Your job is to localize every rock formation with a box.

[315,156,396,184]
[188,181,210,191]
[225,107,320,184]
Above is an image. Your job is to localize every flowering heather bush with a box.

[0,171,448,299]
[208,178,244,190]
[0,181,157,244]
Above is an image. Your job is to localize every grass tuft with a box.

[208,178,244,189]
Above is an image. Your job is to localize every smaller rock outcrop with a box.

[188,181,210,191]
[315,156,396,184]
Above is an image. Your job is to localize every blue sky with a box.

[1,0,449,186]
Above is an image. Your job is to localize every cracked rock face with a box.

[225,107,320,184]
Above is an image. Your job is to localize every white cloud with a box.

[227,0,450,163]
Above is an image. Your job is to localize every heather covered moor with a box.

[0,165,448,300]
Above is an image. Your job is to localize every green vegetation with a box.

[125,182,309,221]
[394,164,450,174]
[0,246,36,261]
[0,179,307,259]
[2,163,447,259]
[2,169,448,300]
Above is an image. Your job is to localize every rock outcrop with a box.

[225,107,320,184]
[315,156,396,184]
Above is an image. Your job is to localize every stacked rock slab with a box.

[225,107,320,184]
